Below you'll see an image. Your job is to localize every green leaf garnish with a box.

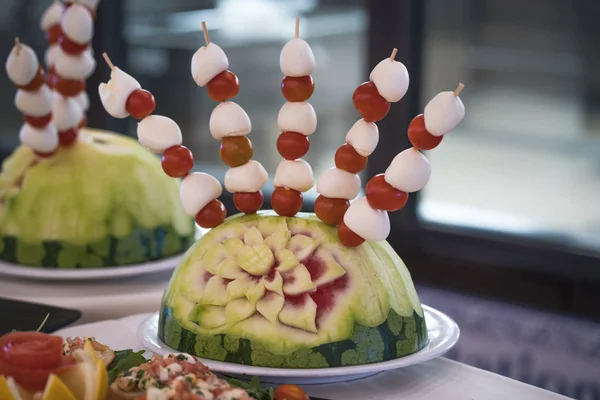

[36,313,50,332]
[107,349,147,384]
[225,376,274,400]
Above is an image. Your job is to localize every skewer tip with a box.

[201,21,210,45]
[14,37,21,55]
[389,48,398,61]
[102,52,114,70]
[295,17,300,38]
[453,83,465,96]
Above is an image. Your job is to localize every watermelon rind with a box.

[159,212,428,367]
[0,129,194,268]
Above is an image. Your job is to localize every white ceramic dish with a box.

[0,254,182,281]
[138,305,460,384]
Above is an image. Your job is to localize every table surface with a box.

[57,313,571,400]
[0,271,171,324]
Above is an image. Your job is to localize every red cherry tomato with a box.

[366,174,408,211]
[338,220,365,247]
[58,35,88,55]
[233,191,264,214]
[206,70,240,102]
[125,89,156,119]
[281,76,314,102]
[18,67,45,91]
[352,81,390,122]
[314,196,349,225]
[220,136,253,167]
[0,332,77,392]
[24,113,52,128]
[52,75,85,97]
[78,116,87,129]
[161,145,194,178]
[276,131,310,160]
[59,129,78,147]
[273,384,309,400]
[334,144,367,174]
[45,24,62,45]
[408,114,443,150]
[271,186,303,217]
[195,199,227,228]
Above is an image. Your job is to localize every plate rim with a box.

[0,253,182,281]
[137,304,460,377]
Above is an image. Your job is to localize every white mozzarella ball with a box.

[180,173,223,216]
[369,58,409,103]
[343,197,390,242]
[40,1,63,30]
[274,159,314,192]
[209,102,251,140]
[52,95,83,131]
[44,44,61,69]
[191,43,229,87]
[15,86,52,117]
[316,168,361,200]
[74,91,89,112]
[5,43,38,87]
[61,4,94,45]
[98,67,141,119]
[424,91,465,136]
[54,49,96,80]
[279,38,315,77]
[137,115,183,154]
[277,102,317,136]
[384,148,431,193]
[345,119,379,157]
[224,160,268,193]
[19,123,58,153]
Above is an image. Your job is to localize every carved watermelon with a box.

[159,212,428,367]
[0,128,195,268]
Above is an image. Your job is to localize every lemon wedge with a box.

[57,355,108,400]
[41,374,76,400]
[0,375,32,400]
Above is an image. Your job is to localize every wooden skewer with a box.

[454,83,465,96]
[453,83,465,96]
[202,21,210,45]
[14,37,21,56]
[390,48,398,61]
[102,52,114,70]
[295,17,300,38]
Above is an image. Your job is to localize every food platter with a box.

[138,305,460,385]
[0,254,182,281]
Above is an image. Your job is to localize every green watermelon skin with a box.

[0,225,195,268]
[159,305,428,368]
[0,129,195,268]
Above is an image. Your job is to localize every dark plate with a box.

[0,297,81,335]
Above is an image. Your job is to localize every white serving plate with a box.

[0,254,182,281]
[138,305,459,385]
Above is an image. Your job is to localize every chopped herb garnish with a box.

[176,354,187,361]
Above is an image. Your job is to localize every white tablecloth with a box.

[0,272,170,324]
[57,313,571,400]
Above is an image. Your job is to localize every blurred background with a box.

[1,0,599,398]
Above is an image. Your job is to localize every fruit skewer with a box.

[191,22,268,215]
[99,54,227,229]
[271,17,317,217]
[315,48,409,225]
[45,0,100,147]
[6,38,57,158]
[338,83,466,247]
